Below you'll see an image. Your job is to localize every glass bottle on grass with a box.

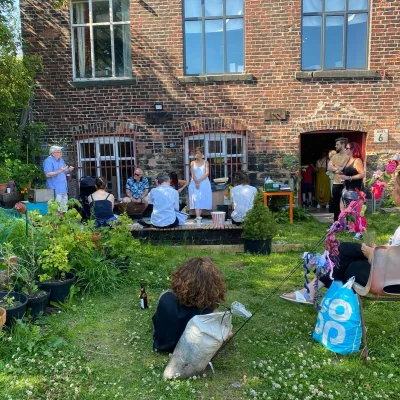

[140,283,148,309]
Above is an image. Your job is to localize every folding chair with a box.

[353,245,400,362]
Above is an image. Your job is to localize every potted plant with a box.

[0,292,28,326]
[3,240,50,319]
[242,191,278,255]
[38,241,75,304]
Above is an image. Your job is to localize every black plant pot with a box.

[0,292,29,326]
[28,289,51,319]
[244,238,272,255]
[39,273,76,304]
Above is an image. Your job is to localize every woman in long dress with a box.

[315,151,331,208]
[188,147,212,219]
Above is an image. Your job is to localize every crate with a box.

[28,189,55,203]
[23,201,48,215]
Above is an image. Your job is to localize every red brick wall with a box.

[20,0,400,184]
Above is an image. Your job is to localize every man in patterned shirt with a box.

[122,168,150,207]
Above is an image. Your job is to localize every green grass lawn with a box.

[0,213,399,399]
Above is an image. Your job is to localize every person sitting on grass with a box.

[152,257,226,353]
[280,171,400,305]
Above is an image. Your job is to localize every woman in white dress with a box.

[188,147,212,219]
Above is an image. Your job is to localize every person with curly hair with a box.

[152,257,226,352]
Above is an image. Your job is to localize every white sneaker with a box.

[325,204,329,209]
[354,232,363,240]
[317,204,321,209]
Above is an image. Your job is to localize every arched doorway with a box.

[299,130,367,206]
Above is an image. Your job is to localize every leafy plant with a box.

[50,284,80,312]
[38,241,70,282]
[0,163,11,182]
[242,191,278,240]
[0,294,15,308]
[6,159,43,191]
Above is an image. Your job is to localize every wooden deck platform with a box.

[130,218,243,245]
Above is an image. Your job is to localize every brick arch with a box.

[182,118,247,132]
[71,120,139,135]
[294,116,375,135]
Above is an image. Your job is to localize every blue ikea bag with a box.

[313,277,362,355]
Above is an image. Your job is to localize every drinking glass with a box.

[363,230,376,247]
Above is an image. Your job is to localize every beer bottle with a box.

[140,283,148,309]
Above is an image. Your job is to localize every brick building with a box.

[20,0,400,200]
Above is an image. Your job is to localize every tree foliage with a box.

[0,0,43,162]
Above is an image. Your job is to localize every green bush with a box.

[242,191,277,240]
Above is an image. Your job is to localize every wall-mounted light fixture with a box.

[154,103,163,111]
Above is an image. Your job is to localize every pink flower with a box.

[373,170,383,179]
[371,181,387,200]
[385,160,399,175]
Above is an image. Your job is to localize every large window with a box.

[183,0,244,75]
[301,0,369,70]
[184,132,247,181]
[70,0,132,80]
[74,134,135,198]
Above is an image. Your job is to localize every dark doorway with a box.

[300,130,366,165]
[298,130,367,206]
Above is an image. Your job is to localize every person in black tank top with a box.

[88,177,118,227]
[339,142,365,208]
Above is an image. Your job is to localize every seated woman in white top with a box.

[148,173,179,228]
[230,171,258,225]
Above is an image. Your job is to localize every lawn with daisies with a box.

[0,212,399,400]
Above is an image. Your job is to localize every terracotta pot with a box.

[91,232,101,246]
[0,307,6,331]
[14,202,27,214]
[0,183,7,195]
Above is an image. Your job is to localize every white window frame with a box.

[70,0,132,80]
[76,135,135,197]
[184,133,247,180]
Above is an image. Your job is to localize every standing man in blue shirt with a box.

[43,145,74,212]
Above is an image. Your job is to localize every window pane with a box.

[346,13,367,68]
[208,158,225,181]
[227,138,242,155]
[302,16,321,70]
[184,0,202,18]
[226,0,243,15]
[205,0,222,17]
[188,139,204,156]
[80,142,96,158]
[73,2,89,24]
[113,0,130,22]
[325,16,343,68]
[208,140,223,154]
[74,27,92,78]
[303,0,322,13]
[93,26,112,77]
[118,141,134,158]
[114,24,132,77]
[82,161,97,177]
[325,0,345,12]
[185,21,202,74]
[100,143,114,156]
[92,0,110,23]
[226,19,244,72]
[205,19,223,73]
[349,0,368,10]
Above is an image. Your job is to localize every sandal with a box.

[280,291,314,305]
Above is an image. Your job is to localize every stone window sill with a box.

[295,70,380,80]
[69,78,137,88]
[178,73,254,84]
